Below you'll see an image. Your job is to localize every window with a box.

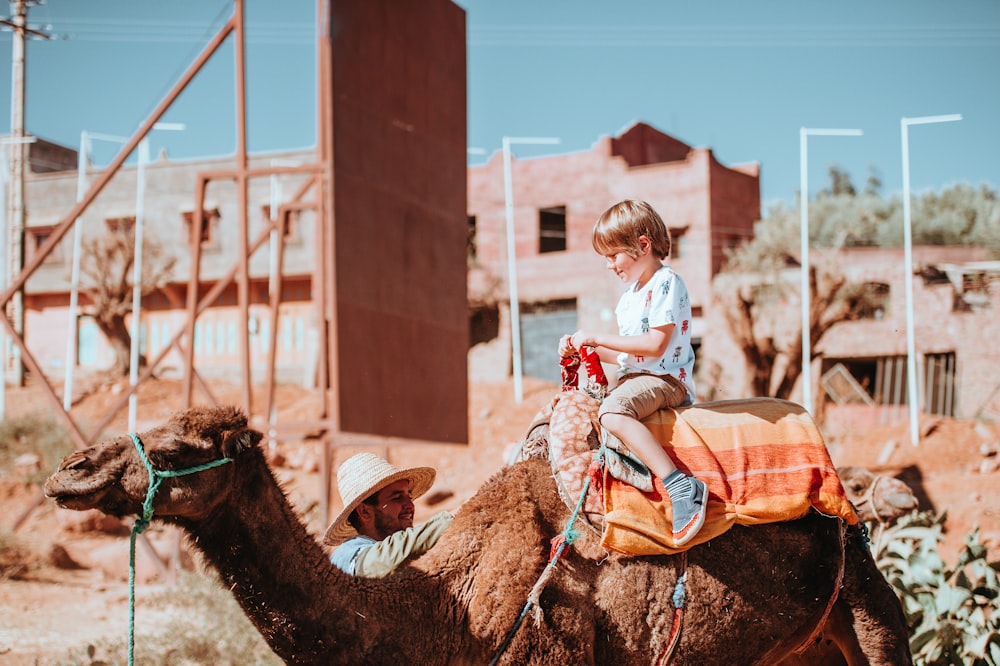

[467,215,478,263]
[924,351,957,417]
[183,208,220,246]
[26,225,62,264]
[821,355,908,406]
[855,282,890,320]
[538,206,566,253]
[259,204,300,243]
[669,227,686,259]
[105,216,135,233]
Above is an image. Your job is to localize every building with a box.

[701,247,1000,433]
[466,121,761,387]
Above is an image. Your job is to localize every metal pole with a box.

[797,127,862,414]
[63,131,90,410]
[6,0,27,387]
[501,136,559,403]
[63,132,129,410]
[128,138,149,432]
[798,129,810,413]
[900,113,961,446]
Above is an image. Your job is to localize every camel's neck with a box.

[179,453,352,664]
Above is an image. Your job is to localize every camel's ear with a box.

[221,427,263,458]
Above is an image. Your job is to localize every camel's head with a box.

[44,405,262,522]
[837,465,919,523]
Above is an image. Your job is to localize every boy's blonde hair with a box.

[592,199,672,260]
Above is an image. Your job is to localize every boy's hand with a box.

[558,334,576,357]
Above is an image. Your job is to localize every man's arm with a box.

[353,511,454,578]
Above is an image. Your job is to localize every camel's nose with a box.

[58,451,89,471]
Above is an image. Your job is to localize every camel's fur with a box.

[44,405,911,665]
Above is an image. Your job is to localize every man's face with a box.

[369,479,416,540]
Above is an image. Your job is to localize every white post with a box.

[127,122,185,431]
[63,131,90,410]
[797,127,862,414]
[0,134,35,419]
[900,113,961,446]
[63,131,129,410]
[128,138,149,432]
[501,136,559,403]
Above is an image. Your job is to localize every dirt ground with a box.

[1,374,998,664]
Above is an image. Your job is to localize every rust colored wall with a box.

[330,0,468,443]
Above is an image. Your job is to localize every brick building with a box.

[700,247,1000,434]
[466,121,761,386]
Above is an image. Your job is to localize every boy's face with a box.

[604,249,640,283]
[602,235,654,283]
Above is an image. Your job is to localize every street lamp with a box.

[901,113,961,446]
[798,127,863,414]
[502,136,560,403]
[63,130,129,411]
[128,122,185,431]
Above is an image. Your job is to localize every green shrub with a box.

[873,511,1000,665]
[0,412,73,485]
[0,528,31,580]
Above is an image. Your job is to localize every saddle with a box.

[516,351,860,555]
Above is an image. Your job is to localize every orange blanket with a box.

[601,397,859,556]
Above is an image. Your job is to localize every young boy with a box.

[558,199,707,546]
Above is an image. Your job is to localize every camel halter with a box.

[126,432,233,666]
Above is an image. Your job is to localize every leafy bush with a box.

[57,568,282,665]
[872,511,1000,665]
[0,528,31,580]
[0,412,72,485]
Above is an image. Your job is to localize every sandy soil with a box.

[1,375,998,664]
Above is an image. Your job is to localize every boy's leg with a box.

[599,375,707,546]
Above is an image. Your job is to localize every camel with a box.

[44,405,912,665]
[836,465,919,524]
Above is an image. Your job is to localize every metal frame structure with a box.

[1,0,333,529]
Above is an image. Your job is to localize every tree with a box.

[79,224,176,377]
[715,176,1000,401]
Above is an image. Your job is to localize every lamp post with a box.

[900,113,961,446]
[63,130,129,411]
[0,134,35,420]
[798,127,863,414]
[128,122,185,431]
[502,136,559,403]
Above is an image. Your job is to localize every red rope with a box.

[561,346,608,393]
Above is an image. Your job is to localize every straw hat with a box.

[323,452,436,545]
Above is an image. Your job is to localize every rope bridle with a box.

[126,432,232,666]
[490,349,688,665]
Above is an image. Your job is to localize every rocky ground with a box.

[1,374,998,664]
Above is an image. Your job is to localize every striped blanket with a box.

[601,397,859,556]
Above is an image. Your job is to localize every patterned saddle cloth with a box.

[516,356,859,556]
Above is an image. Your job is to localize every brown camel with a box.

[44,405,911,665]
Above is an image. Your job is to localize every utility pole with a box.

[1,0,50,390]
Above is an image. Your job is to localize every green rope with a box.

[489,440,607,666]
[127,432,232,666]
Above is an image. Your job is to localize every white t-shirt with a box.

[614,264,696,400]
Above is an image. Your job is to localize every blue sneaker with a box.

[663,473,708,546]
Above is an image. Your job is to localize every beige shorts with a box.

[598,373,691,422]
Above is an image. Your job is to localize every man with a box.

[323,452,454,577]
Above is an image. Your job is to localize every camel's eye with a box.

[849,481,863,494]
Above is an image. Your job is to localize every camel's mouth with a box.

[43,451,135,517]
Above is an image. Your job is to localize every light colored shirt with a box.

[615,264,696,401]
[329,510,453,578]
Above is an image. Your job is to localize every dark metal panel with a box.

[329,0,468,443]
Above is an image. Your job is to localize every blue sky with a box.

[2,0,998,207]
